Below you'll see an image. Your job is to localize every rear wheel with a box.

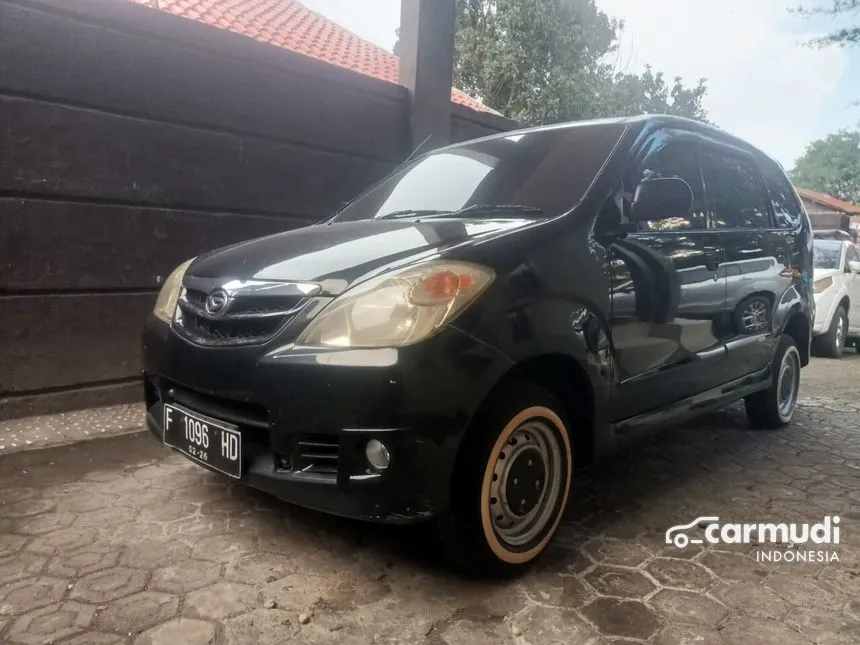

[433,382,573,577]
[745,335,801,429]
[812,306,847,358]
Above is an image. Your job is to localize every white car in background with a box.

[812,237,860,357]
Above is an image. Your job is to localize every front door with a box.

[845,244,860,334]
[606,131,728,421]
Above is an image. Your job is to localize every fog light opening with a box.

[365,439,391,471]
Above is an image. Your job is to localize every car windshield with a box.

[331,122,626,222]
[814,240,842,270]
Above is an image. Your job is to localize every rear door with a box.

[608,130,729,421]
[703,142,792,382]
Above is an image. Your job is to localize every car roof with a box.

[439,114,779,169]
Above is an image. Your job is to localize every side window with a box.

[761,163,803,229]
[633,139,707,231]
[703,149,770,229]
[845,245,857,269]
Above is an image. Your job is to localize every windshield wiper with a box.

[449,204,544,217]
[375,204,543,220]
[375,209,452,220]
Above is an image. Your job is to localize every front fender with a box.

[456,296,613,460]
[812,286,846,335]
[494,298,611,381]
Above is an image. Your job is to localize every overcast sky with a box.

[301,0,860,169]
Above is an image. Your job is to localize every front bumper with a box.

[142,315,512,523]
[812,290,839,335]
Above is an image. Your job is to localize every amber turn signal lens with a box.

[415,271,475,302]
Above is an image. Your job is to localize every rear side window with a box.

[634,139,707,231]
[703,150,770,229]
[814,239,842,269]
[761,164,804,229]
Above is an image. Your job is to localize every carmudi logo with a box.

[666,515,841,563]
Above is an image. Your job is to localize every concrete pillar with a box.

[398,0,456,152]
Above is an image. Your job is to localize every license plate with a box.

[163,404,242,478]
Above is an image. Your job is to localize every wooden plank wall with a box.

[450,103,518,143]
[0,0,514,419]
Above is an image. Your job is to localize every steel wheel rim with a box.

[836,316,845,349]
[742,300,768,332]
[489,420,563,547]
[777,348,800,419]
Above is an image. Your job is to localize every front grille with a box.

[174,278,320,347]
[163,381,271,449]
[184,289,207,309]
[179,309,288,344]
[165,381,269,430]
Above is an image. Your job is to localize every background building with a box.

[797,188,860,236]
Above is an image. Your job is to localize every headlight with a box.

[296,261,494,348]
[153,258,195,323]
[813,276,833,294]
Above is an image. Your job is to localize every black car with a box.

[143,115,814,575]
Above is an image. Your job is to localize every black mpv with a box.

[143,115,814,575]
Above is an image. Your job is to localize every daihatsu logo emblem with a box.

[204,289,230,316]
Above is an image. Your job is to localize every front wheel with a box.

[744,335,801,429]
[433,382,573,577]
[813,305,847,358]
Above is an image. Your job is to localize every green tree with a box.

[795,1,860,47]
[451,0,708,124]
[602,66,709,121]
[791,130,860,204]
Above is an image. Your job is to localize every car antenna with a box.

[406,135,433,162]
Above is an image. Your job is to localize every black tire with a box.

[745,335,801,429]
[433,381,573,577]
[812,306,847,358]
[732,294,772,335]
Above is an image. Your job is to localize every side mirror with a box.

[630,177,694,222]
[848,260,860,274]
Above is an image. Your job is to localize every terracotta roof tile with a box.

[129,0,495,113]
[796,188,860,216]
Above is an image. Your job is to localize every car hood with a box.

[813,268,840,282]
[188,217,534,294]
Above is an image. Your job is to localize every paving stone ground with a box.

[1,356,859,644]
[0,404,143,454]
